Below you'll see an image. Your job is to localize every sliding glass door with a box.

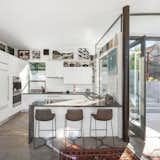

[129,38,146,139]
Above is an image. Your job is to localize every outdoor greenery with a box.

[129,51,140,70]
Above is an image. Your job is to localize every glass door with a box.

[129,38,146,139]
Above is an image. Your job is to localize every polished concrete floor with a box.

[0,112,58,160]
[0,112,127,160]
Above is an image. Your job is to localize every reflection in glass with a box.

[99,55,108,96]
[99,49,118,96]
[129,44,141,126]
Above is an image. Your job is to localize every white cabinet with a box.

[8,55,27,76]
[0,51,9,64]
[46,61,63,77]
[46,78,64,92]
[0,53,9,109]
[64,67,92,84]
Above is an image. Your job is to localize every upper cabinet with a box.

[9,55,28,76]
[64,67,92,84]
[0,51,9,64]
[46,61,63,77]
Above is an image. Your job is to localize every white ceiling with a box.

[0,0,160,52]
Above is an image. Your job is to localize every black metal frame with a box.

[122,6,130,142]
[129,35,160,139]
[129,36,146,140]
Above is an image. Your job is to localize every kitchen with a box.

[0,31,124,159]
[1,1,159,159]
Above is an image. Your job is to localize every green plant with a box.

[148,76,154,81]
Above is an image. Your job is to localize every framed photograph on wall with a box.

[7,46,14,55]
[43,49,49,55]
[0,42,6,52]
[52,50,62,60]
[78,48,89,60]
[18,50,30,60]
[32,50,41,59]
[62,52,74,59]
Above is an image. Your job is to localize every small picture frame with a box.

[78,48,89,60]
[7,46,14,55]
[52,50,62,60]
[0,42,6,52]
[32,50,41,59]
[43,49,49,55]
[18,50,30,60]
[62,52,74,59]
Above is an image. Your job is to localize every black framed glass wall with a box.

[145,38,160,139]
[129,37,146,139]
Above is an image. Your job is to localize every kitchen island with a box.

[28,95,122,144]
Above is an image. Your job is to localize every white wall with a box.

[0,51,28,123]
[130,15,160,36]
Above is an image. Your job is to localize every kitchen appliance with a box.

[13,76,22,107]
[105,94,114,104]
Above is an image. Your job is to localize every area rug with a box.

[59,147,140,160]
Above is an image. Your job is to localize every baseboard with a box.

[0,111,20,126]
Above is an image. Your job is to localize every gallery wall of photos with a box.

[17,48,94,61]
[0,41,95,65]
[0,41,15,55]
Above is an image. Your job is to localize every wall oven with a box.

[13,76,22,107]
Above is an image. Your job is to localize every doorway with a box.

[129,37,146,140]
[129,36,160,157]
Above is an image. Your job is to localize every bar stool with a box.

[35,109,56,138]
[64,109,83,138]
[90,109,114,145]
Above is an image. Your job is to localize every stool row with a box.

[35,109,114,141]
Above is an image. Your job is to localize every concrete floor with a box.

[0,112,127,160]
[0,112,58,160]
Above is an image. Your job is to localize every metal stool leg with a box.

[106,121,107,137]
[52,119,54,137]
[35,120,37,138]
[38,121,40,137]
[81,120,84,148]
[95,119,98,147]
[95,119,97,137]
[111,120,114,146]
[55,116,56,137]
[81,120,83,137]
[90,116,92,137]
[64,119,67,147]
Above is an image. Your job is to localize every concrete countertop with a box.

[31,98,121,108]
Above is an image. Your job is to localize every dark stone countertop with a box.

[31,99,121,108]
[23,91,98,96]
[28,97,121,144]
